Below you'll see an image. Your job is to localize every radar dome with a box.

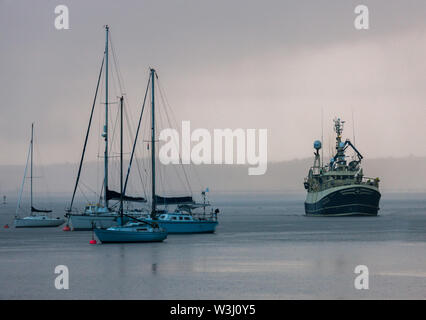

[314,140,322,150]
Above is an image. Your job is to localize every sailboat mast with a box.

[120,96,124,225]
[104,25,109,208]
[30,123,34,214]
[150,68,156,217]
[16,138,31,216]
[321,108,324,168]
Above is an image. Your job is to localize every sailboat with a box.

[66,27,218,233]
[141,69,219,234]
[94,96,168,243]
[14,124,65,228]
[65,25,147,230]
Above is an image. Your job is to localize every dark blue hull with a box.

[305,186,381,216]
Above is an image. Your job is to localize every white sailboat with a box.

[65,26,147,230]
[66,27,219,233]
[14,123,65,228]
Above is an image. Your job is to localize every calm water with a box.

[0,193,425,299]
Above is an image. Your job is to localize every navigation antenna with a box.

[352,110,356,146]
[352,110,356,160]
[333,118,345,148]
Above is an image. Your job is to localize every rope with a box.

[156,77,196,195]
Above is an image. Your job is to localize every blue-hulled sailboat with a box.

[142,69,219,234]
[94,96,167,243]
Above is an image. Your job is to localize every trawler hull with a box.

[304,185,381,216]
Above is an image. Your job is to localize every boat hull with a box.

[304,185,381,216]
[14,217,65,228]
[94,228,167,243]
[67,213,150,231]
[146,219,218,234]
[67,214,118,231]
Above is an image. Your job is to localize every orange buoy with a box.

[4,224,9,229]
[89,239,97,244]
[62,225,71,231]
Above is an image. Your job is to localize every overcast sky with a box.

[1,0,426,166]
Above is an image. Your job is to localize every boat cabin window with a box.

[184,217,190,220]
[160,215,166,219]
[171,216,177,220]
[179,217,183,220]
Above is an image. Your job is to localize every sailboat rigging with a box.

[93,95,168,243]
[140,68,219,234]
[65,26,148,231]
[65,26,219,233]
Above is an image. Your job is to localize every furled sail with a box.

[106,188,146,202]
[155,195,193,205]
[31,206,52,213]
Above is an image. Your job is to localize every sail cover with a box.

[106,188,147,202]
[155,195,193,205]
[31,206,52,213]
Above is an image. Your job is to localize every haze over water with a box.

[0,193,425,299]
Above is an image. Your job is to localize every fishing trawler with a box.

[14,123,65,228]
[303,118,381,216]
